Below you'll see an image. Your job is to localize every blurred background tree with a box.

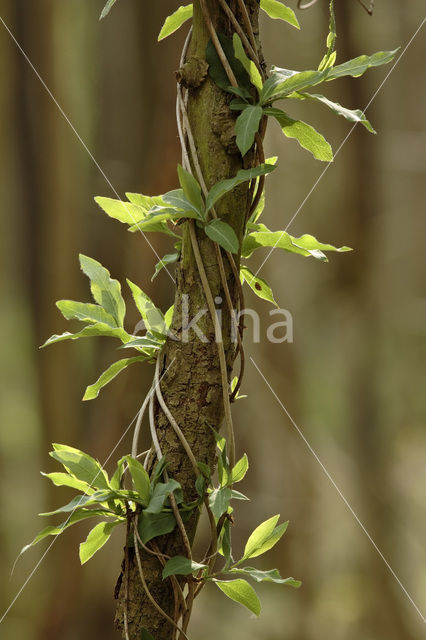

[0,1,425,639]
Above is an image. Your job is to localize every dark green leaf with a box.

[209,487,232,519]
[205,163,276,213]
[265,107,333,161]
[205,220,239,254]
[79,520,120,564]
[138,511,177,544]
[177,165,204,216]
[162,556,206,579]
[260,0,299,28]
[145,480,182,514]
[158,4,193,41]
[235,105,263,156]
[213,579,261,616]
[206,33,251,93]
[83,357,145,401]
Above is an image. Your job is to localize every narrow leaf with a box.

[294,92,375,133]
[79,254,125,327]
[205,220,239,254]
[265,107,333,161]
[152,253,179,281]
[260,0,299,28]
[260,68,328,105]
[41,322,130,348]
[162,556,207,579]
[83,357,144,401]
[125,457,151,505]
[177,165,204,216]
[235,105,263,156]
[127,279,165,336]
[326,49,398,81]
[232,33,263,92]
[158,4,193,41]
[205,163,276,212]
[214,579,261,616]
[206,32,251,93]
[99,0,117,21]
[229,566,301,587]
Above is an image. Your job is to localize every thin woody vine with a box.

[20,1,396,638]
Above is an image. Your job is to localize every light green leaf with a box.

[205,220,239,254]
[232,33,263,93]
[41,322,130,348]
[152,253,179,281]
[260,0,299,28]
[125,456,151,505]
[94,197,146,226]
[83,357,145,401]
[318,0,336,71]
[240,265,278,306]
[230,453,249,484]
[326,49,398,80]
[265,107,333,161]
[138,511,177,544]
[177,165,204,216]
[145,480,182,514]
[158,4,193,41]
[39,492,114,516]
[41,472,92,493]
[20,509,117,555]
[126,279,166,336]
[242,227,352,261]
[56,300,117,328]
[110,456,127,491]
[50,445,110,490]
[79,255,126,327]
[213,579,261,616]
[229,567,301,587]
[162,556,207,579]
[79,520,120,564]
[205,163,276,213]
[209,487,232,519]
[242,516,289,561]
[293,92,375,133]
[260,68,328,105]
[235,105,263,157]
[165,305,174,330]
[99,0,117,21]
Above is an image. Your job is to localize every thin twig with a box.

[199,0,238,87]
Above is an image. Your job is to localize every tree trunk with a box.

[114,1,262,637]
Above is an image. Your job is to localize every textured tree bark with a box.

[114,1,261,638]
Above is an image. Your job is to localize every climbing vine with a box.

[22,1,396,638]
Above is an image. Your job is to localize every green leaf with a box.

[41,323,130,348]
[230,453,249,484]
[127,279,166,336]
[229,567,301,587]
[145,480,182,514]
[260,0,299,28]
[177,165,204,216]
[110,456,127,491]
[99,0,117,21]
[293,92,375,133]
[39,492,115,516]
[326,49,398,81]
[94,197,147,226]
[209,487,232,519]
[158,4,193,41]
[50,445,110,490]
[140,630,155,640]
[232,33,263,93]
[318,0,337,71]
[152,253,179,281]
[162,556,207,580]
[119,336,161,352]
[242,227,352,260]
[265,107,333,161]
[138,511,177,544]
[56,300,118,328]
[205,163,276,213]
[219,517,232,567]
[79,254,126,327]
[205,220,239,254]
[21,509,117,555]
[124,456,151,504]
[240,265,278,306]
[41,471,92,493]
[242,515,288,561]
[83,357,145,401]
[79,520,119,564]
[260,68,328,105]
[235,105,263,157]
[206,33,251,93]
[213,579,261,616]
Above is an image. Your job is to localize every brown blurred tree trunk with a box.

[114,1,261,638]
